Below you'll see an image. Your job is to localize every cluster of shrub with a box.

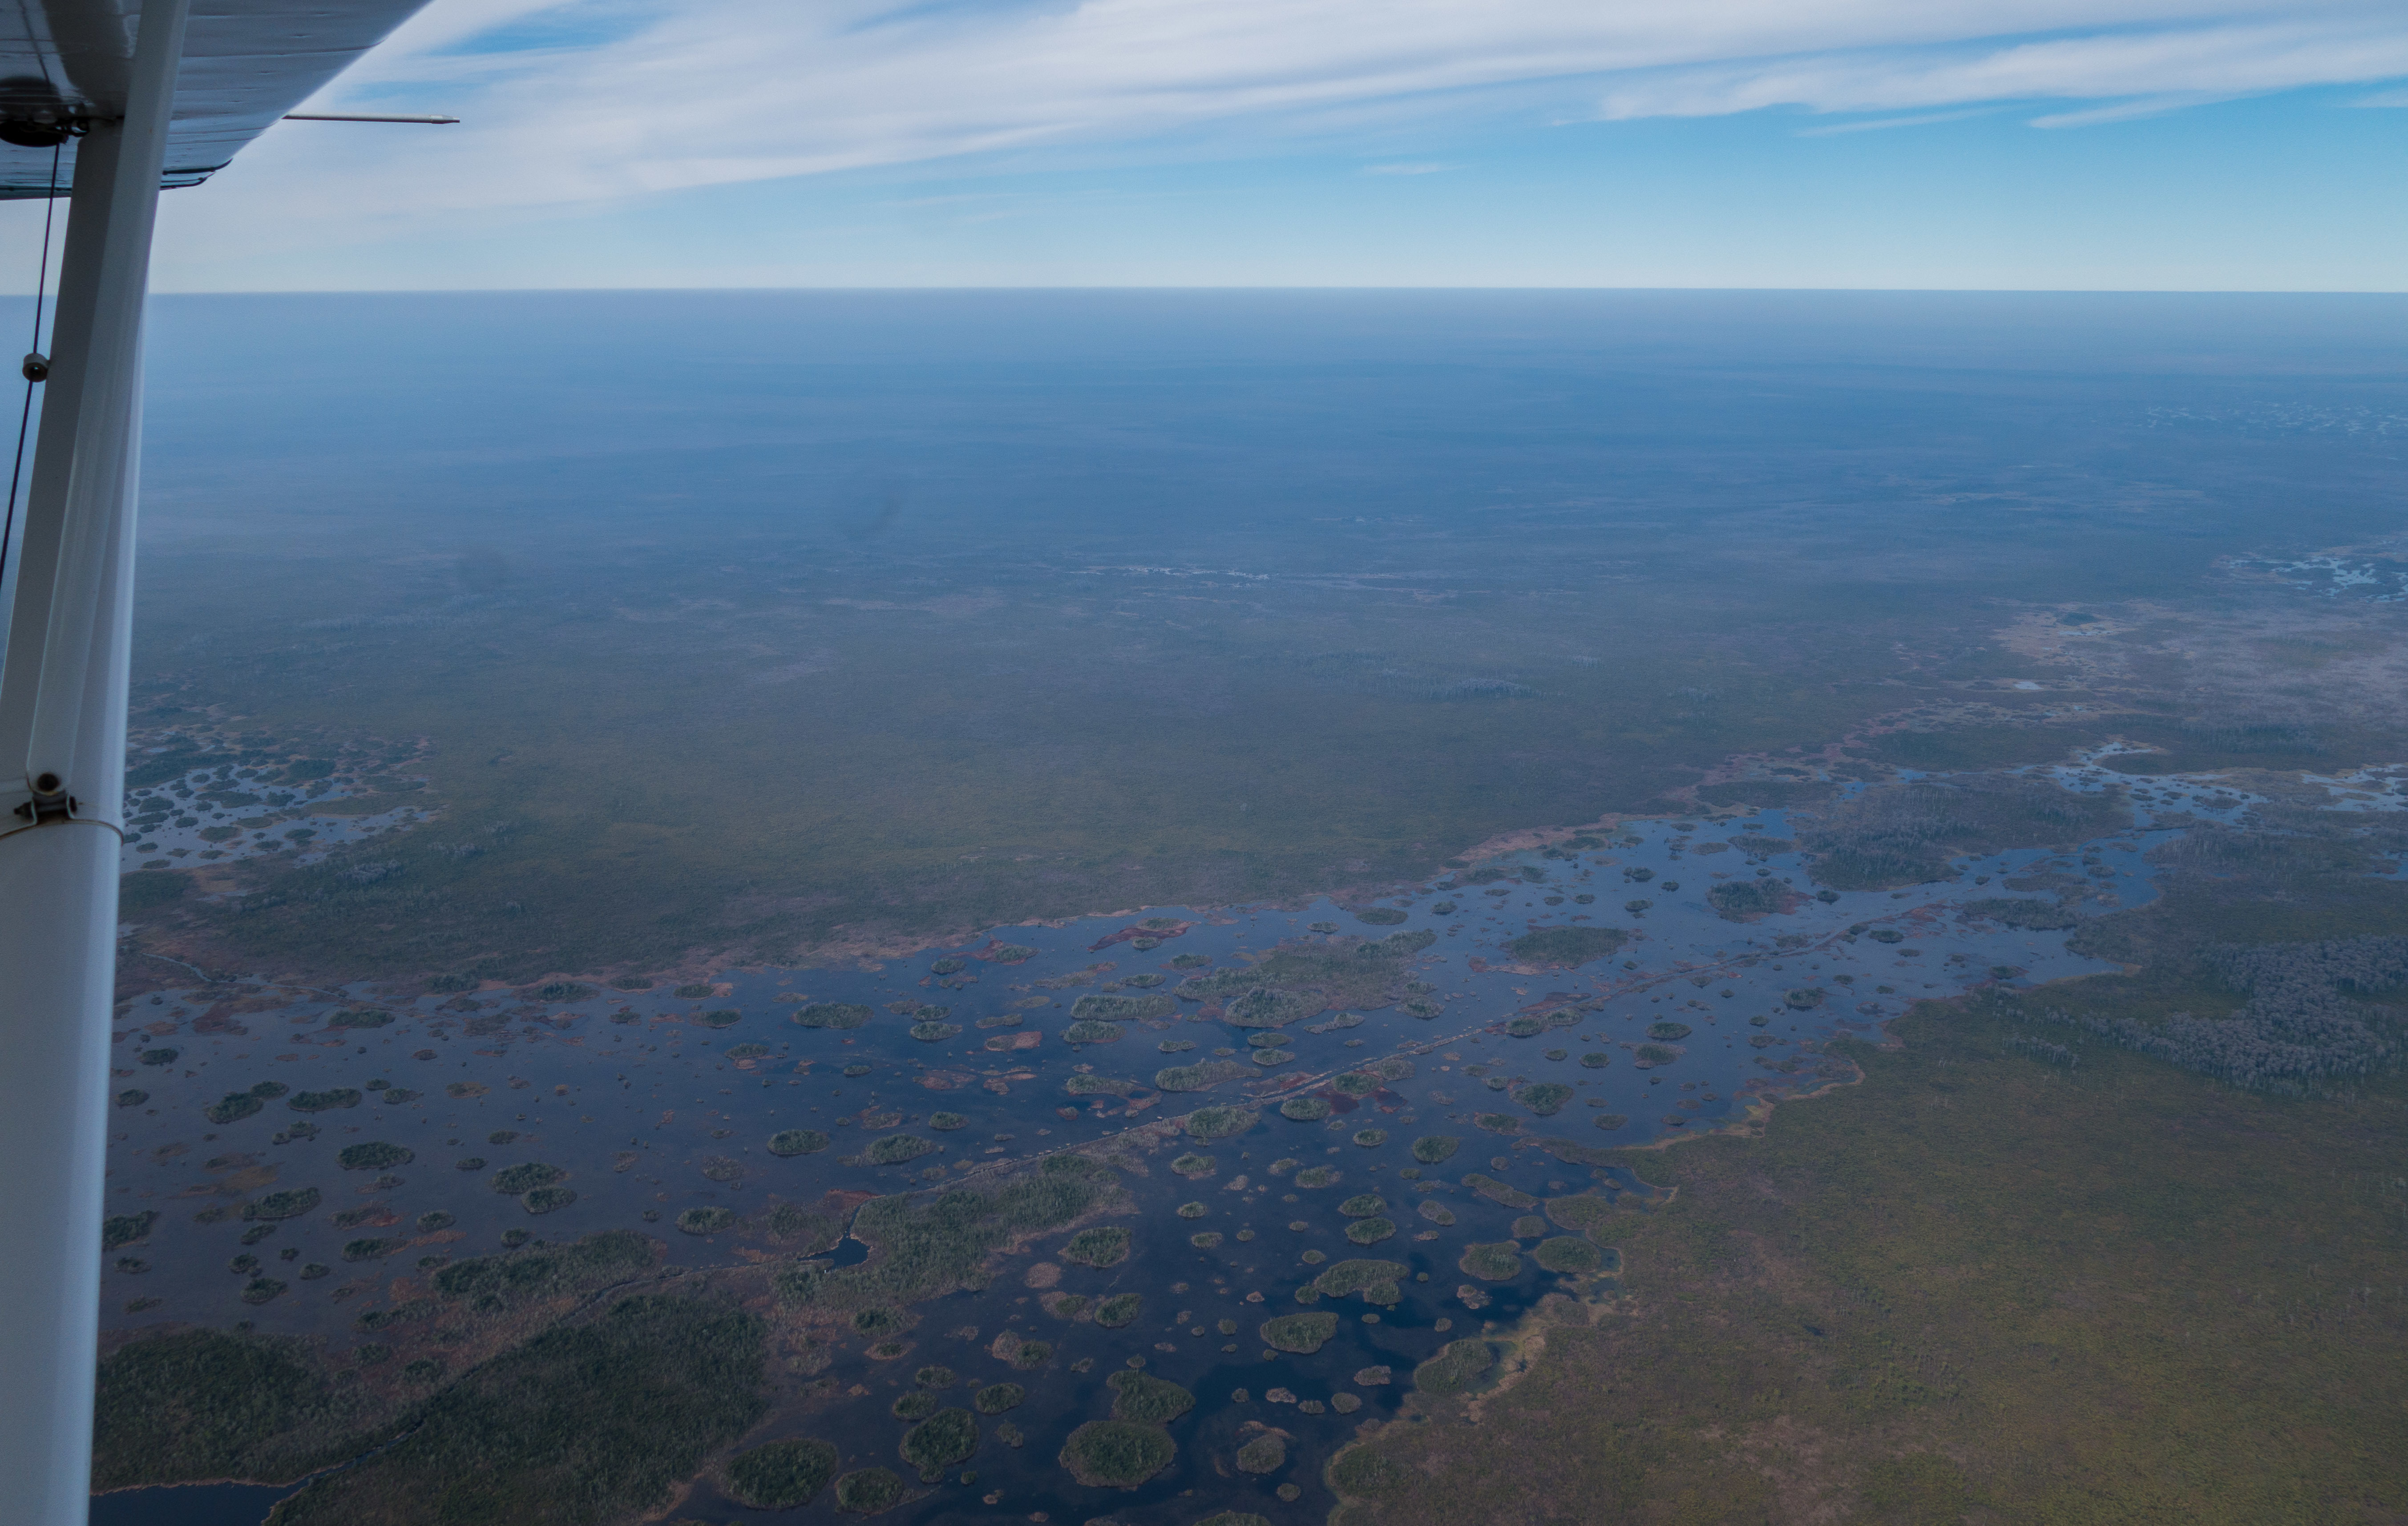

[2043,935,2404,1089]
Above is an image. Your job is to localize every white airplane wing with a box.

[0,0,434,197]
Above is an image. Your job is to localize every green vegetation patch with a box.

[859,1135,939,1167]
[1580,1050,1612,1069]
[1186,1105,1259,1140]
[1172,1152,1216,1177]
[246,1188,320,1221]
[761,1204,841,1253]
[1411,1135,1460,1163]
[1108,1369,1197,1423]
[1635,1044,1681,1066]
[1412,1337,1497,1396]
[92,1328,371,1489]
[488,1162,566,1194]
[1514,1082,1573,1116]
[1059,1420,1176,1490]
[698,1008,743,1028]
[1345,1218,1397,1245]
[119,869,191,915]
[1507,927,1627,966]
[833,1466,905,1514]
[1801,774,2122,890]
[975,1382,1025,1414]
[1062,1020,1123,1046]
[1647,1021,1693,1040]
[1459,1242,1523,1281]
[1259,1311,1341,1353]
[769,1128,831,1156]
[1708,880,1787,919]
[342,1238,409,1263]
[1315,1259,1407,1304]
[272,1294,767,1526]
[777,1170,1109,1316]
[678,1207,739,1235]
[327,1008,393,1029]
[1354,907,1408,925]
[338,1141,413,1172]
[1221,986,1321,1028]
[1474,1113,1522,1134]
[1966,896,2081,931]
[1464,1174,1538,1209]
[1325,970,2408,1523]
[1060,1226,1131,1267]
[988,944,1039,964]
[725,1438,839,1510]
[288,1089,362,1113]
[792,1003,874,1029]
[900,1408,979,1481]
[520,1186,577,1215]
[1236,1434,1288,1474]
[1094,1293,1143,1328]
[1339,1193,1388,1218]
[1533,1236,1603,1274]
[1156,1060,1252,1091]
[929,1112,966,1130]
[1071,993,1176,1022]
[1353,1128,1388,1146]
[1294,1166,1341,1189]
[102,1211,158,1251]
[1281,1095,1333,1121]
[1542,1194,1621,1239]
[205,1092,265,1125]
[909,1021,962,1042]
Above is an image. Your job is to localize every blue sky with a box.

[29,0,2408,288]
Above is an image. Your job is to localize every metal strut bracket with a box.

[11,769,75,823]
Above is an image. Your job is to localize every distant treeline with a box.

[2043,935,2405,1090]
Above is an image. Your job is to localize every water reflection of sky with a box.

[104,769,2372,1523]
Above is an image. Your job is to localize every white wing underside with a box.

[0,0,432,198]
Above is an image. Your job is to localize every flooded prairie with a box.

[98,777,2216,1524]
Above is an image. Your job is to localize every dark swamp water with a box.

[101,788,2197,1524]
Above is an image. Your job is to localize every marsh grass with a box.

[777,1167,1111,1314]
[1259,1312,1339,1354]
[1059,1420,1175,1489]
[1506,927,1626,966]
[898,1408,978,1481]
[724,1438,837,1510]
[1107,1370,1196,1424]
[1329,994,2408,1526]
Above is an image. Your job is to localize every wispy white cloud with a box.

[1792,106,2003,135]
[1364,161,1451,174]
[1596,16,2408,120]
[172,0,2408,239]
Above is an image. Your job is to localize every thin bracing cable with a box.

[0,138,62,592]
